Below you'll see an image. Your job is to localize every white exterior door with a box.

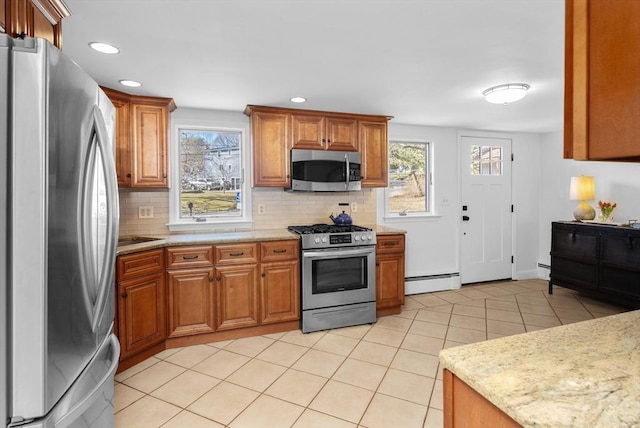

[459,135,512,284]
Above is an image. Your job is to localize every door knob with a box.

[462,216,470,221]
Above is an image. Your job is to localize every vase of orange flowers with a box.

[598,201,617,222]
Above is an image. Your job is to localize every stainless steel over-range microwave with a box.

[289,149,361,192]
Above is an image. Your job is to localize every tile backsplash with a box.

[118,188,377,237]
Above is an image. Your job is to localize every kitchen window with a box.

[168,123,251,231]
[384,140,432,217]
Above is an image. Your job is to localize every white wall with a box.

[537,132,640,273]
[378,123,543,293]
[377,124,461,292]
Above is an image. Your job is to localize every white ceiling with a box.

[62,0,565,133]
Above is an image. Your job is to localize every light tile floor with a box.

[114,279,629,428]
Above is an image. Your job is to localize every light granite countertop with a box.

[117,224,405,255]
[439,310,640,427]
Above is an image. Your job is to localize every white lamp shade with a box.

[483,83,530,104]
[569,176,595,201]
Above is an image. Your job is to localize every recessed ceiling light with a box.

[290,97,307,103]
[119,79,142,88]
[89,42,119,54]
[482,83,530,104]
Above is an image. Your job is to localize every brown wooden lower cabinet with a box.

[260,260,300,324]
[166,267,216,338]
[443,369,521,428]
[117,272,166,359]
[215,263,260,331]
[376,234,406,316]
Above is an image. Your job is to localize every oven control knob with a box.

[322,237,328,243]
[314,237,320,244]
[355,235,361,241]
[367,234,373,240]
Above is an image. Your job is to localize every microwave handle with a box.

[345,153,349,190]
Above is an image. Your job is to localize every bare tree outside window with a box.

[178,129,242,218]
[388,141,429,214]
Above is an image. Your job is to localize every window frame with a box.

[383,139,434,220]
[168,120,252,231]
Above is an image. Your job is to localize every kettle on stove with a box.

[329,211,353,225]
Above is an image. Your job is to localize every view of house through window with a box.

[388,141,430,214]
[178,129,242,218]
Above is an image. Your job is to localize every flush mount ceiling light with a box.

[88,42,119,54]
[290,97,307,103]
[119,79,142,88]
[482,83,530,104]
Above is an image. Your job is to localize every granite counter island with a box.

[439,310,640,428]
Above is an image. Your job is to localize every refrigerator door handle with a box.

[78,105,119,333]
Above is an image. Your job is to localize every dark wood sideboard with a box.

[550,221,640,308]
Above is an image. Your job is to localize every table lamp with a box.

[569,175,595,220]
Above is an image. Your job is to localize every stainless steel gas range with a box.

[288,224,377,333]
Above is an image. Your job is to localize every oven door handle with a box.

[304,247,374,259]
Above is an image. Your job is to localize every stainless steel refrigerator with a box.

[0,35,120,427]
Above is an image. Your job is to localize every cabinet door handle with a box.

[571,231,576,242]
[121,292,128,298]
[209,277,214,282]
[229,252,244,257]
[383,242,396,247]
[163,173,167,178]
[216,277,221,281]
[273,249,287,253]
[628,236,634,249]
[182,255,199,260]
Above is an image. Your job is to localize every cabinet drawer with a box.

[215,243,259,265]
[376,234,405,254]
[261,240,299,262]
[117,249,165,281]
[601,234,640,268]
[166,246,214,268]
[551,226,598,260]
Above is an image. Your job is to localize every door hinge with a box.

[511,255,514,263]
[511,205,514,213]
[511,153,514,161]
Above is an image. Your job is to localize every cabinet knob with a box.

[163,173,167,178]
[121,292,128,298]
[216,277,221,281]
[209,277,214,282]
[126,173,131,178]
[261,273,266,278]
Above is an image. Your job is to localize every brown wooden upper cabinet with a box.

[3,0,70,49]
[244,105,392,188]
[102,87,176,188]
[291,113,358,151]
[564,0,640,161]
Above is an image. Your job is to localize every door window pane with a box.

[470,145,503,176]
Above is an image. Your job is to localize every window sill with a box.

[167,219,254,232]
[383,213,442,222]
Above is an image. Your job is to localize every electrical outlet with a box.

[138,206,154,219]
[258,204,265,214]
[351,202,358,212]
[441,197,450,206]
